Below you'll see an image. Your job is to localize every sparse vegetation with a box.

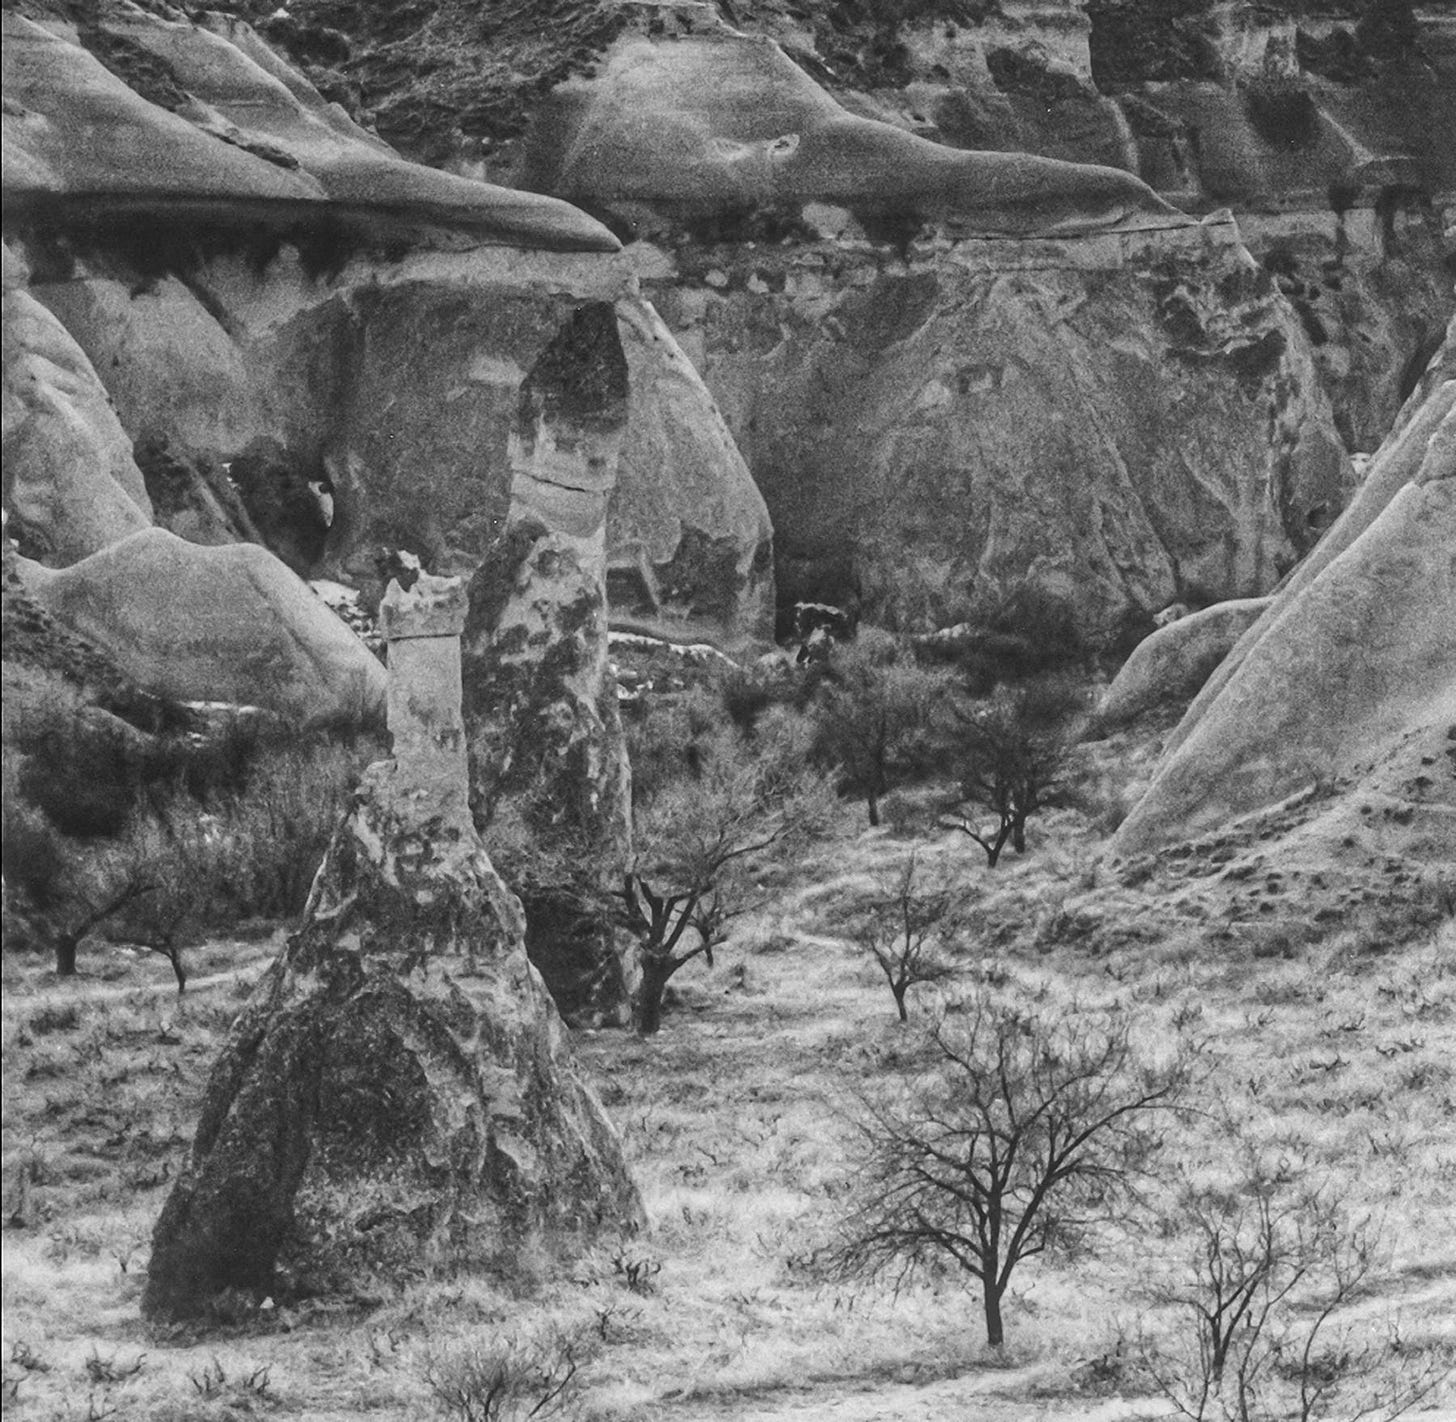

[831,991,1192,1347]
[942,675,1085,866]
[1144,1153,1454,1422]
[807,629,955,826]
[620,705,833,1034]
[850,852,959,1022]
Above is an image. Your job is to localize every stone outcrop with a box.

[651,213,1353,640]
[462,305,635,1022]
[1113,322,1456,855]
[2,1,774,643]
[18,528,386,727]
[1,245,152,565]
[1093,596,1272,731]
[144,573,641,1321]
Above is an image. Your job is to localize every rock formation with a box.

[17,528,386,728]
[1093,596,1271,731]
[462,304,636,1022]
[1113,318,1456,856]
[143,572,641,1321]
[2,244,152,565]
[651,212,1353,640]
[2,2,774,644]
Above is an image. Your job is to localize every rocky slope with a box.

[1113,316,1454,868]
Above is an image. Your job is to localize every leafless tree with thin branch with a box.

[853,852,959,1022]
[1144,1158,1453,1422]
[831,992,1190,1346]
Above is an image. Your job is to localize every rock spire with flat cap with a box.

[143,571,641,1320]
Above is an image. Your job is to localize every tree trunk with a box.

[55,936,79,977]
[983,1283,1005,1348]
[984,819,1013,868]
[893,986,908,1023]
[633,954,673,1036]
[867,792,880,828]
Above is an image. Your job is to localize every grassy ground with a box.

[2,796,1454,1421]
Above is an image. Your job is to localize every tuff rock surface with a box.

[1093,595,1272,731]
[653,214,1353,639]
[1,1,774,642]
[1114,317,1456,856]
[18,527,386,727]
[462,304,636,1022]
[143,573,641,1320]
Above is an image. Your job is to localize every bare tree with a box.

[942,676,1083,867]
[1145,1160,1453,1422]
[620,715,832,1035]
[49,877,156,979]
[832,992,1188,1347]
[810,631,953,827]
[853,853,959,1022]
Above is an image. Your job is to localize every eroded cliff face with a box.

[226,0,1452,458]
[648,214,1351,638]
[1,3,775,644]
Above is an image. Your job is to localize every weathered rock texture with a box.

[217,0,1454,452]
[2,2,774,643]
[520,29,1182,238]
[2,245,152,565]
[652,214,1353,640]
[462,305,635,1022]
[1114,320,1456,855]
[18,527,386,727]
[144,573,641,1320]
[1093,596,1272,731]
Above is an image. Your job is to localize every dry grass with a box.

[2,806,1453,1421]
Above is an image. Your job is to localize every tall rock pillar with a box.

[143,572,641,1321]
[462,303,635,1024]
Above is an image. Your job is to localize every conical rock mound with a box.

[143,573,641,1320]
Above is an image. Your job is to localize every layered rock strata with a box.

[143,572,641,1321]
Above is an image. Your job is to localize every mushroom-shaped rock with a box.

[143,573,641,1320]
[18,527,385,727]
[2,5,618,252]
[523,32,1185,235]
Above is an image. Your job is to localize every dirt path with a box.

[657,1366,1167,1421]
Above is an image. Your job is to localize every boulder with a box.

[2,249,153,566]
[1093,596,1271,731]
[1113,344,1456,854]
[20,527,386,727]
[143,573,640,1320]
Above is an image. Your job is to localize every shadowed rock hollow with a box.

[143,573,641,1320]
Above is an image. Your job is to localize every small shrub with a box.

[422,1329,583,1422]
[1143,1153,1452,1422]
